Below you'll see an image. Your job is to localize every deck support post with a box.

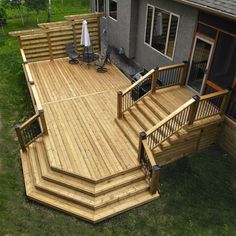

[188,95,200,125]
[220,90,231,116]
[151,67,159,94]
[117,91,123,119]
[39,109,48,135]
[15,124,26,152]
[179,61,189,86]
[150,165,161,194]
[138,131,146,163]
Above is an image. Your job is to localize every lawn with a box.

[0,1,236,235]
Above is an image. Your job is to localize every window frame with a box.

[108,0,118,22]
[95,0,106,17]
[144,4,180,60]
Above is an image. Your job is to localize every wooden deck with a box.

[19,58,225,222]
[28,59,139,181]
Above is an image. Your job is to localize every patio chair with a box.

[65,42,79,64]
[96,46,112,73]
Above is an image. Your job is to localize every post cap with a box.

[117,91,123,95]
[38,109,44,114]
[153,164,161,172]
[15,124,20,129]
[182,60,189,64]
[192,95,200,101]
[139,131,147,140]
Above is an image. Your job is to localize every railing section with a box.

[15,109,48,151]
[117,62,188,119]
[138,90,230,194]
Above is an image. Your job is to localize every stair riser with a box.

[51,165,141,184]
[35,181,149,210]
[42,173,145,197]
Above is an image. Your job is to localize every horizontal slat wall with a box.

[218,117,236,158]
[14,13,101,63]
[21,33,50,62]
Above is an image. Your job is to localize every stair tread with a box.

[129,106,154,130]
[135,101,161,125]
[115,118,139,150]
[123,112,146,134]
[143,96,169,119]
[21,150,159,223]
[33,138,144,196]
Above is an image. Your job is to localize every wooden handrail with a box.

[158,63,185,72]
[20,48,27,63]
[200,89,228,101]
[146,98,195,136]
[122,69,155,95]
[20,113,40,130]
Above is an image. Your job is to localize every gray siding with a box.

[90,0,198,69]
[135,0,198,69]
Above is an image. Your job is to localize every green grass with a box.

[1,2,236,235]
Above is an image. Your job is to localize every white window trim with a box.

[108,0,118,22]
[144,4,180,60]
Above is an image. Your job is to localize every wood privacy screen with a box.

[10,13,103,63]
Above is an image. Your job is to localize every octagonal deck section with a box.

[27,58,139,181]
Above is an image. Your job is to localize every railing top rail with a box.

[200,89,229,101]
[122,69,155,96]
[142,139,156,166]
[158,63,185,72]
[146,98,196,136]
[20,113,40,130]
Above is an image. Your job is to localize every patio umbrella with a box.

[80,20,91,47]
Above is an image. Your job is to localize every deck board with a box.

[27,59,194,181]
[28,59,139,181]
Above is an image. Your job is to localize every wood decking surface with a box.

[28,59,139,181]
[27,59,194,182]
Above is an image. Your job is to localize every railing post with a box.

[220,90,231,116]
[151,67,159,93]
[15,124,26,152]
[188,95,200,125]
[39,109,48,135]
[150,164,161,194]
[138,131,147,163]
[117,91,123,119]
[179,60,189,86]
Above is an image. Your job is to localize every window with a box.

[109,0,117,20]
[95,0,106,13]
[145,5,179,59]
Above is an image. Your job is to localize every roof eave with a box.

[173,0,236,21]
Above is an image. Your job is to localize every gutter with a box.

[173,0,236,21]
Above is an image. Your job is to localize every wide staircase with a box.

[15,62,230,223]
[116,63,230,193]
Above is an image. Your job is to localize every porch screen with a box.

[145,5,179,59]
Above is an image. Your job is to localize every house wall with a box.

[135,0,198,69]
[90,0,198,69]
[218,117,236,158]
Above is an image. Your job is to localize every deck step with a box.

[142,96,169,120]
[129,106,154,130]
[21,147,159,223]
[135,101,161,125]
[115,118,139,150]
[33,138,144,196]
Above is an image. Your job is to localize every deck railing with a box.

[138,132,161,194]
[138,90,230,193]
[117,62,188,118]
[15,110,48,151]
